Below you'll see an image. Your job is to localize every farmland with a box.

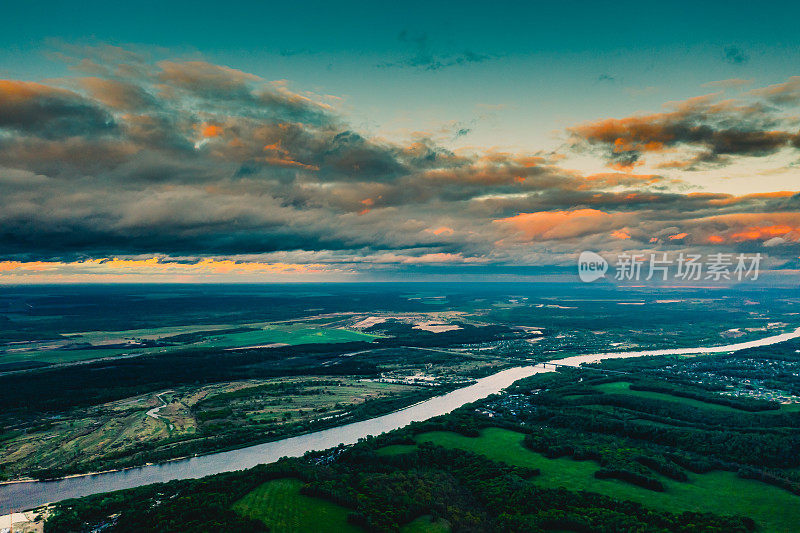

[379,427,800,533]
[6,284,800,532]
[592,381,800,413]
[233,478,361,533]
[0,377,431,479]
[0,321,379,366]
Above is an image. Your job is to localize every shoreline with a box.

[0,376,478,487]
[3,326,799,509]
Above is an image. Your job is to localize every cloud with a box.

[747,76,800,106]
[570,91,800,169]
[0,257,330,283]
[387,252,485,264]
[723,46,749,65]
[495,209,629,241]
[665,212,800,245]
[701,78,753,89]
[1,45,799,280]
[378,30,494,71]
[157,60,261,97]
[763,237,786,247]
[78,77,157,110]
[0,80,116,139]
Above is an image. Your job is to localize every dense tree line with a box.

[45,461,313,532]
[45,441,755,532]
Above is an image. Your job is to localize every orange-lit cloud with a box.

[0,260,54,272]
[0,258,328,280]
[730,225,799,242]
[0,80,64,102]
[570,92,800,169]
[496,209,625,241]
[426,226,455,236]
[201,124,224,137]
[79,77,155,110]
[684,213,800,244]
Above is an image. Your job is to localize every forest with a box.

[44,344,800,532]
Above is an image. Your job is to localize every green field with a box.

[375,444,418,456]
[1,323,379,364]
[593,381,800,413]
[233,478,362,533]
[204,325,379,348]
[400,515,451,533]
[1,377,424,479]
[388,428,800,533]
[0,346,163,365]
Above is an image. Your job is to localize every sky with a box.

[1,1,799,283]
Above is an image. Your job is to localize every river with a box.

[2,326,799,510]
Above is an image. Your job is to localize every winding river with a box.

[2,327,799,510]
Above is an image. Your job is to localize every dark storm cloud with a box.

[315,131,408,180]
[0,80,116,139]
[2,48,800,268]
[571,93,800,169]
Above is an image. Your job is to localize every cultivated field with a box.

[0,377,424,479]
[233,478,361,532]
[379,427,800,533]
[592,381,800,413]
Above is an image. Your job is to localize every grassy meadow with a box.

[233,478,362,532]
[1,322,379,365]
[593,381,800,413]
[378,427,800,533]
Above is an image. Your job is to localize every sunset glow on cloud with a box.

[0,258,331,283]
[0,13,799,282]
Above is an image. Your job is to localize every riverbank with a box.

[3,326,799,511]
[0,509,46,532]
